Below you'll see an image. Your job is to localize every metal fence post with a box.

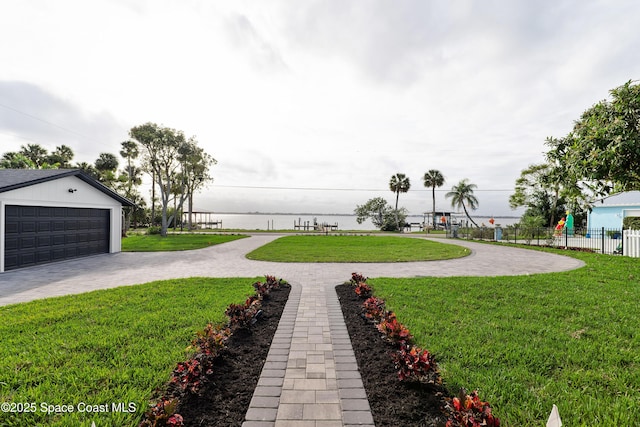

[602,227,605,254]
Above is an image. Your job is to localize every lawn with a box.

[368,249,640,427]
[122,233,247,251]
[245,235,470,262]
[0,277,258,427]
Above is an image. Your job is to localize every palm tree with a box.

[120,140,140,197]
[389,173,411,230]
[19,144,48,168]
[445,178,480,227]
[423,169,445,230]
[48,145,74,168]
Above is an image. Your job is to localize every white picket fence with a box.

[623,229,640,258]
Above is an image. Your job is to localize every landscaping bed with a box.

[148,283,290,427]
[336,283,449,426]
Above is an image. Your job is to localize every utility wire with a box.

[212,184,512,192]
[0,102,114,149]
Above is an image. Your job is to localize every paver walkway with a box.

[0,234,585,426]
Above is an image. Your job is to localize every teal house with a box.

[587,191,640,230]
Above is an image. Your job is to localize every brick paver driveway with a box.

[0,234,583,306]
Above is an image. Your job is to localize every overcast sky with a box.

[1,1,639,216]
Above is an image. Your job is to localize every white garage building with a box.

[0,169,134,272]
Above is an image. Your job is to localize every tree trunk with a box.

[550,187,559,228]
[432,186,436,231]
[173,194,177,231]
[188,191,194,230]
[395,191,400,231]
[462,202,479,228]
[151,170,156,227]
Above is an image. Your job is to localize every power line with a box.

[212,184,513,192]
[0,102,114,149]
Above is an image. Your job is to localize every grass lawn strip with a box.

[122,233,247,252]
[246,235,470,262]
[369,250,640,426]
[0,277,258,427]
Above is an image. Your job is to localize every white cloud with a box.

[2,0,639,216]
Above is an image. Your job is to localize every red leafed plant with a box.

[192,323,230,357]
[225,296,262,330]
[362,296,386,322]
[391,341,440,383]
[265,275,283,289]
[350,272,368,285]
[253,275,284,299]
[376,312,413,344]
[354,282,372,298]
[253,280,271,298]
[138,398,183,427]
[445,389,500,427]
[171,358,203,394]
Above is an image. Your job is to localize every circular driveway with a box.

[0,234,584,306]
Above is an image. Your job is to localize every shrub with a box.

[265,275,284,288]
[392,341,440,383]
[253,280,271,298]
[445,389,500,427]
[146,226,162,235]
[253,275,285,299]
[138,398,183,427]
[354,282,372,298]
[362,297,386,322]
[350,272,368,285]
[191,324,230,357]
[225,296,262,330]
[376,312,413,344]
[171,358,203,394]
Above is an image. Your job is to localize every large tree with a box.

[354,197,406,232]
[423,169,445,230]
[389,173,411,230]
[94,152,120,188]
[19,144,49,168]
[510,163,564,227]
[179,139,217,229]
[129,122,214,236]
[0,152,35,168]
[446,178,479,227]
[546,80,640,196]
[119,140,140,195]
[48,145,74,168]
[119,140,142,232]
[1,144,74,169]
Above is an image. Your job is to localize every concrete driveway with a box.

[0,234,584,306]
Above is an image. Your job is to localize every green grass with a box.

[369,250,640,426]
[122,233,247,251]
[245,235,470,262]
[0,277,257,427]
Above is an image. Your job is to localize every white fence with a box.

[623,229,640,258]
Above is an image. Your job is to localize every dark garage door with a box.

[4,205,110,271]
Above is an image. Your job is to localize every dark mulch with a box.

[336,283,449,427]
[172,282,450,427]
[176,284,290,427]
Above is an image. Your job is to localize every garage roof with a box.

[0,169,134,206]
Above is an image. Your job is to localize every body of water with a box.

[187,212,520,231]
